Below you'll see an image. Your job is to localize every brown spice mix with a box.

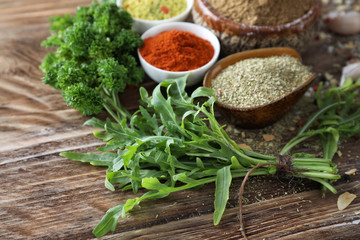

[206,0,314,26]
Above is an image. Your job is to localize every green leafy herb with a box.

[40,1,143,119]
[281,78,360,158]
[214,166,232,225]
[60,76,360,238]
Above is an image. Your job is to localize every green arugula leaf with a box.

[142,177,167,191]
[60,152,116,166]
[92,204,125,238]
[214,166,232,225]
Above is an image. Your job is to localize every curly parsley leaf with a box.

[40,1,143,118]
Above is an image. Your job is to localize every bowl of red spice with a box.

[192,0,322,56]
[203,47,317,128]
[117,0,194,34]
[138,22,220,86]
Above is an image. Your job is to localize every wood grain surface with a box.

[1,1,360,240]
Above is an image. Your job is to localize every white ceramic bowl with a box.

[138,22,220,86]
[117,0,194,34]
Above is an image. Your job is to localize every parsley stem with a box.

[102,103,122,124]
[103,95,131,120]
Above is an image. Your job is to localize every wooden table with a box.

[1,1,359,239]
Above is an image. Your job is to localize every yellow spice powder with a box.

[123,0,187,20]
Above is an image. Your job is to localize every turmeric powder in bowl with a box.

[139,29,214,71]
[123,0,187,20]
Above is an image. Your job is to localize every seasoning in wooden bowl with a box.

[192,0,322,56]
[211,55,312,108]
[206,0,313,26]
[203,47,317,128]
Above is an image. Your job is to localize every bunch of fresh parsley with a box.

[40,1,143,119]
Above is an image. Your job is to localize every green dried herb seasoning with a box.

[211,55,312,108]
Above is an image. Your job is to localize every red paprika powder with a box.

[139,30,214,72]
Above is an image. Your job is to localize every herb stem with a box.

[291,157,332,163]
[279,135,312,155]
[292,164,336,173]
[102,103,122,124]
[298,101,345,135]
[302,177,338,194]
[295,171,341,180]
[103,94,131,120]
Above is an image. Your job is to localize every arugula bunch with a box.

[40,1,143,119]
[62,76,277,237]
[279,78,360,193]
[59,76,360,238]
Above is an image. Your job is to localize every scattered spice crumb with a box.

[241,131,246,138]
[317,32,328,41]
[324,72,338,85]
[337,150,343,157]
[296,120,304,127]
[345,169,357,175]
[337,192,357,210]
[246,138,254,144]
[344,41,356,49]
[238,143,253,151]
[263,134,275,142]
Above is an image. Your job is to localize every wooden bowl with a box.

[203,47,317,128]
[192,0,322,56]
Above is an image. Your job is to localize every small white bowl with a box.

[117,0,194,34]
[138,22,220,86]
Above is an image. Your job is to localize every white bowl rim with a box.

[117,0,194,24]
[138,22,220,74]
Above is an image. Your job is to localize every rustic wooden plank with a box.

[0,26,92,152]
[101,182,359,240]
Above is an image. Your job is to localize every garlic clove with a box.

[326,11,360,35]
[340,61,360,86]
